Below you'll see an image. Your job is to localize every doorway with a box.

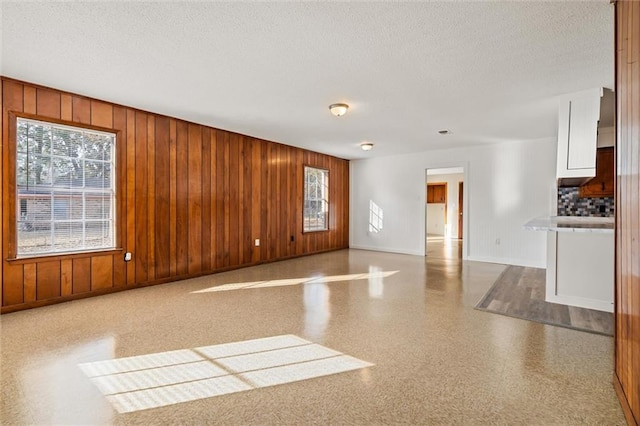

[425,167,465,259]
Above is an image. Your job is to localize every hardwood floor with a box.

[476,265,613,335]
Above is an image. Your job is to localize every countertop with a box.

[524,216,614,233]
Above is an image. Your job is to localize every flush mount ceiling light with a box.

[329,103,349,117]
[360,143,374,151]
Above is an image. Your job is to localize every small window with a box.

[16,117,116,256]
[303,166,329,232]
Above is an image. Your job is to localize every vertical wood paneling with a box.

[72,96,91,124]
[2,77,349,313]
[155,116,171,279]
[125,109,136,285]
[176,121,189,275]
[147,116,156,280]
[73,257,91,294]
[615,2,640,425]
[260,140,269,261]
[135,112,148,283]
[113,106,127,288]
[0,79,3,307]
[23,264,36,302]
[238,136,246,265]
[222,131,231,268]
[209,130,217,268]
[36,261,61,300]
[201,127,212,272]
[36,88,60,119]
[61,259,72,296]
[60,94,72,121]
[91,255,113,290]
[251,139,261,264]
[3,263,24,305]
[242,138,252,264]
[23,86,36,114]
[169,119,178,276]
[215,130,226,269]
[91,100,113,128]
[229,133,240,266]
[188,124,202,274]
[3,84,23,280]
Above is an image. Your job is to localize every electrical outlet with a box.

[255,239,260,246]
[495,238,501,245]
[124,252,132,262]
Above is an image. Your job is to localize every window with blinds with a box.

[16,117,116,256]
[303,166,329,232]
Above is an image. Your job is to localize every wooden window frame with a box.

[302,164,330,233]
[6,112,123,261]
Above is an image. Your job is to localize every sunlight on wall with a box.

[369,200,383,233]
[191,271,399,293]
[78,335,373,414]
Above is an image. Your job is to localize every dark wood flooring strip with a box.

[475,265,613,336]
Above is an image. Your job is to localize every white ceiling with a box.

[1,1,614,160]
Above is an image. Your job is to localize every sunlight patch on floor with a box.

[78,335,373,414]
[191,271,399,293]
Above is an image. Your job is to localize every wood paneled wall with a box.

[615,2,640,425]
[1,78,349,313]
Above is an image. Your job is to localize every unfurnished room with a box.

[1,1,639,425]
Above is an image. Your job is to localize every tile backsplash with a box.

[557,187,614,217]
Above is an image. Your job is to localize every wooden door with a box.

[615,2,640,425]
[458,182,463,240]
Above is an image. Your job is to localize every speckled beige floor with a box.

[0,242,625,425]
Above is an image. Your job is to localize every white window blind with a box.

[16,118,116,256]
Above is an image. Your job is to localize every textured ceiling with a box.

[1,1,614,160]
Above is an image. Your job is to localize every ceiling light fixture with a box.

[329,103,349,117]
[360,143,374,151]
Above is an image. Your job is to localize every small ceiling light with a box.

[329,103,349,117]
[361,143,374,151]
[438,129,452,135]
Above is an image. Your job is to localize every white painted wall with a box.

[349,138,557,267]
[427,173,464,239]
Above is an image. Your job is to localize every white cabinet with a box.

[546,230,614,312]
[556,87,602,184]
[524,216,614,313]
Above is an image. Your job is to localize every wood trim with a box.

[614,373,639,426]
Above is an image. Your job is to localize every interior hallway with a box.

[0,248,624,424]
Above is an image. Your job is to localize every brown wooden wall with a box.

[615,2,640,425]
[0,78,349,313]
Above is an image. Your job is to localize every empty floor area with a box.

[0,248,625,424]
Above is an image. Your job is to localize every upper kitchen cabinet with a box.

[427,183,446,203]
[579,147,614,198]
[556,87,605,186]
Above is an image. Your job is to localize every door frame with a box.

[424,163,469,259]
[458,181,463,240]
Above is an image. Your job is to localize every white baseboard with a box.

[348,244,424,256]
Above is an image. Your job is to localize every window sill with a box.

[303,229,330,234]
[6,248,124,264]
